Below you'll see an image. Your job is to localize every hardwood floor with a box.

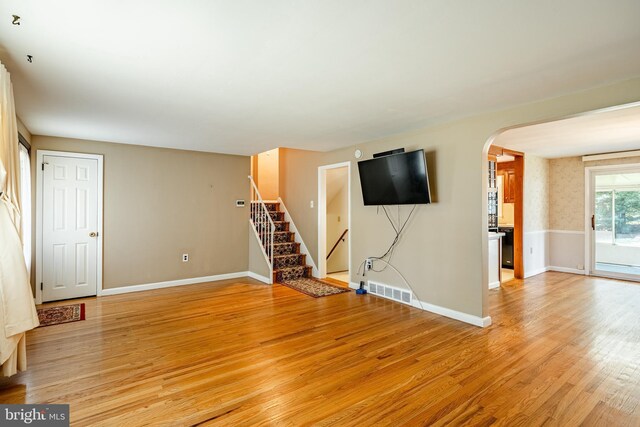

[1,272,639,426]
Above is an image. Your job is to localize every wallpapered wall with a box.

[523,154,550,232]
[549,156,640,231]
[549,157,584,231]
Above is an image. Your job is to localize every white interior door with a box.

[588,165,640,282]
[42,155,99,301]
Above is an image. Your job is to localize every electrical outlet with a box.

[530,247,533,254]
[182,254,189,262]
[365,259,373,270]
[310,200,314,208]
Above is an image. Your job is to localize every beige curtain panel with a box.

[0,62,39,377]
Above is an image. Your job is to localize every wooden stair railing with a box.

[327,229,348,260]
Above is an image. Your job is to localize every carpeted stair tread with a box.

[270,242,300,256]
[264,231,295,243]
[274,253,306,269]
[274,265,313,282]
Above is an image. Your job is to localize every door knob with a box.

[89,232,98,237]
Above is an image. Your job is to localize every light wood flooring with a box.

[1,272,639,426]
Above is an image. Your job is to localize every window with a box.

[19,142,31,274]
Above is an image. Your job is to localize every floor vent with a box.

[367,281,413,306]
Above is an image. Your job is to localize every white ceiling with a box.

[1,1,640,156]
[494,103,640,158]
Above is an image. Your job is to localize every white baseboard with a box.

[548,266,586,275]
[488,281,501,289]
[101,271,250,296]
[524,267,550,278]
[247,271,271,284]
[350,282,491,328]
[415,300,492,328]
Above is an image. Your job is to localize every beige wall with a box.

[280,77,640,319]
[31,136,250,290]
[257,148,280,200]
[524,154,550,232]
[549,156,584,231]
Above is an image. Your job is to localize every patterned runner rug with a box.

[37,303,86,327]
[280,277,351,298]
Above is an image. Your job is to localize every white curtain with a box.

[0,61,39,377]
[19,144,31,274]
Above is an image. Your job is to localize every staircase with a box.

[252,201,313,283]
[249,177,313,283]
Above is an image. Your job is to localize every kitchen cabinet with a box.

[498,163,516,203]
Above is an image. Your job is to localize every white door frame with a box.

[584,162,640,282]
[35,150,104,304]
[318,161,351,279]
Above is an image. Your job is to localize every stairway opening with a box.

[318,162,351,287]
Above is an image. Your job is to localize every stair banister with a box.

[248,176,275,281]
[327,229,348,260]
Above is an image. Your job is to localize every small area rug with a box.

[37,303,86,327]
[280,277,350,298]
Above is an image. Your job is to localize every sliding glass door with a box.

[589,165,640,281]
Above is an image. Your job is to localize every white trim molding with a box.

[100,272,250,296]
[35,150,104,305]
[524,267,549,278]
[416,300,492,328]
[488,281,501,289]
[247,271,271,284]
[582,150,640,162]
[349,282,492,328]
[584,162,640,279]
[548,266,586,275]
[317,161,351,279]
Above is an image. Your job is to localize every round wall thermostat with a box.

[354,149,363,159]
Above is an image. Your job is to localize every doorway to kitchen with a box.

[488,145,524,283]
[318,162,351,286]
[586,163,640,281]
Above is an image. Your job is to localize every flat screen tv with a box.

[358,149,431,205]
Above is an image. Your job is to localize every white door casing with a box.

[318,161,351,280]
[585,163,640,282]
[36,151,103,303]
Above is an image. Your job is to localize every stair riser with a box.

[273,232,295,243]
[269,243,300,256]
[251,202,279,212]
[251,211,285,222]
[255,222,289,232]
[274,266,312,282]
[274,254,306,269]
